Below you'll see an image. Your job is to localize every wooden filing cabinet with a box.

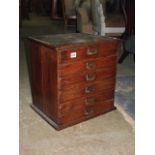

[29,33,119,130]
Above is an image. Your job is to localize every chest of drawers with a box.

[29,33,119,130]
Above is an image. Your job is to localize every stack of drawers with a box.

[29,33,119,130]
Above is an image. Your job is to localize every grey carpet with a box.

[115,76,135,119]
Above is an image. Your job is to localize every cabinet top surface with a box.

[29,33,118,48]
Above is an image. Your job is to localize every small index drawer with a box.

[59,46,98,64]
[59,42,118,64]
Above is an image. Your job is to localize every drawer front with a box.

[59,55,117,76]
[59,99,114,125]
[59,78,115,102]
[58,89,114,117]
[84,99,114,117]
[59,41,118,64]
[60,67,116,87]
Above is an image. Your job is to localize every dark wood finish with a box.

[59,42,118,64]
[59,56,117,76]
[30,43,58,122]
[29,33,119,130]
[58,89,115,117]
[59,99,115,127]
[60,67,116,86]
[59,78,115,102]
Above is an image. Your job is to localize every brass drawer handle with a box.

[87,49,97,56]
[85,74,96,81]
[86,62,96,69]
[85,98,96,105]
[85,86,96,94]
[84,108,94,116]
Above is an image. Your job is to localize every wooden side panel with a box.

[40,45,58,122]
[30,42,44,111]
[29,35,119,130]
[30,42,58,122]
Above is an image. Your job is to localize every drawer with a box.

[59,78,115,102]
[84,99,114,117]
[94,99,114,115]
[59,55,117,76]
[58,89,114,117]
[59,41,118,64]
[59,99,114,125]
[60,67,116,87]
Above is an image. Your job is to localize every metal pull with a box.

[84,108,94,116]
[85,74,96,81]
[86,62,96,70]
[85,98,96,105]
[85,86,96,94]
[87,49,97,56]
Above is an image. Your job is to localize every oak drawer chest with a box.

[29,33,119,130]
